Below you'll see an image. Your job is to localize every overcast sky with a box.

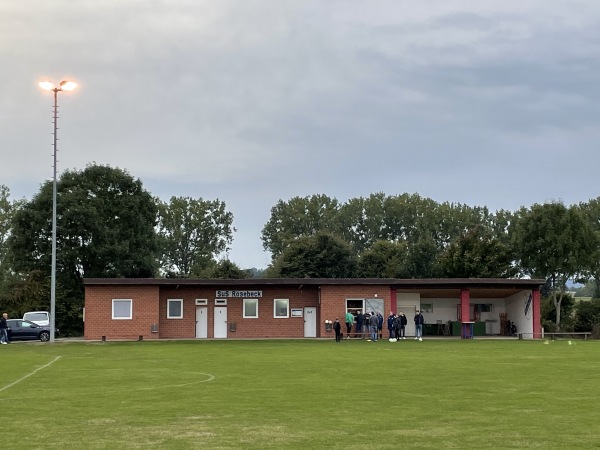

[1,1,599,269]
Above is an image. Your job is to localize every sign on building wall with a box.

[216,290,263,298]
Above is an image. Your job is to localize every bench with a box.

[542,332,592,340]
[517,332,592,340]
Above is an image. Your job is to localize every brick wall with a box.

[85,283,392,340]
[320,285,391,337]
[158,286,319,338]
[84,285,160,340]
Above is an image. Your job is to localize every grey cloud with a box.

[2,1,600,267]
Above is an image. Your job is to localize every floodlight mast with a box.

[38,80,78,343]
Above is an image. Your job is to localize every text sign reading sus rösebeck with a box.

[216,290,263,298]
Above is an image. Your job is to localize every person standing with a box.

[377,313,384,339]
[333,317,342,342]
[355,311,364,338]
[369,311,379,341]
[398,311,407,339]
[345,311,354,339]
[414,310,424,341]
[387,312,395,339]
[0,313,8,344]
[392,314,400,340]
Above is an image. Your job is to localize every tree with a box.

[0,185,22,299]
[357,240,410,278]
[268,232,357,278]
[577,198,600,297]
[0,185,12,271]
[337,193,388,253]
[436,225,517,278]
[0,185,24,274]
[261,195,340,258]
[156,196,233,277]
[573,299,600,332]
[206,259,249,279]
[512,202,598,330]
[8,164,158,334]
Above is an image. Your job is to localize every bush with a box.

[541,294,575,330]
[542,320,558,333]
[573,298,600,333]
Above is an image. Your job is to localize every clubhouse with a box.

[83,278,545,340]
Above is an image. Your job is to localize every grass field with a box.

[1,338,599,449]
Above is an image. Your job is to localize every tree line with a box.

[1,163,600,334]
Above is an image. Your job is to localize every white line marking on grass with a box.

[0,356,62,394]
[132,372,216,391]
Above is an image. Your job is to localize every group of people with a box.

[387,311,408,340]
[333,309,425,342]
[389,310,425,341]
[342,310,384,340]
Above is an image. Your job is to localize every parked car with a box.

[22,311,50,326]
[7,319,58,342]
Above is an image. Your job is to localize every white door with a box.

[304,307,317,337]
[196,307,207,339]
[398,305,417,337]
[214,306,227,338]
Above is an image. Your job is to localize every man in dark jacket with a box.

[0,313,8,344]
[355,311,364,337]
[398,312,408,339]
[414,310,425,341]
[387,312,395,339]
[333,317,342,342]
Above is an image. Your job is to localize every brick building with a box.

[83,278,544,340]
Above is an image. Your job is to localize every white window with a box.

[167,299,183,319]
[243,299,258,318]
[274,299,289,318]
[112,299,132,320]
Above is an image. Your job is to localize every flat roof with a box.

[84,278,545,290]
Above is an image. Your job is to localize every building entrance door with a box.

[195,307,207,338]
[214,306,227,338]
[304,307,317,337]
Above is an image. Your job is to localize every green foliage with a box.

[512,202,598,329]
[541,295,575,332]
[7,164,158,334]
[269,232,357,278]
[578,197,600,294]
[156,196,233,277]
[357,240,410,278]
[436,225,517,278]
[262,193,516,278]
[261,195,340,258]
[204,259,249,279]
[0,186,24,289]
[0,185,12,271]
[573,298,600,332]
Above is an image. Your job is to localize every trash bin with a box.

[229,322,236,332]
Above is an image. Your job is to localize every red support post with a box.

[532,289,541,338]
[391,287,397,314]
[460,289,470,323]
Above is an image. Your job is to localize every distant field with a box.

[1,339,599,449]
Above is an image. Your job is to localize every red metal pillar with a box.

[460,289,470,323]
[532,289,541,338]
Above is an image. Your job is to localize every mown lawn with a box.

[1,338,599,449]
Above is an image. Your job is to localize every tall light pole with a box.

[39,80,78,343]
